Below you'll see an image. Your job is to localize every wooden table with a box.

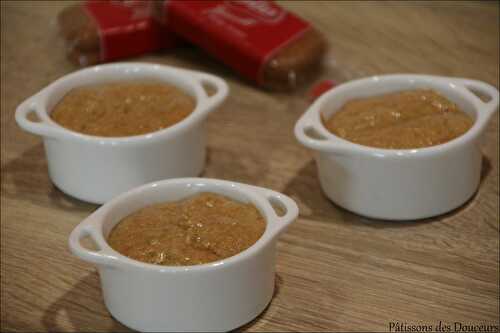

[1,1,498,331]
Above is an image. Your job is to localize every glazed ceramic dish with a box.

[15,63,228,204]
[295,74,499,220]
[69,178,299,332]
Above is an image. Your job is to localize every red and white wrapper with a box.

[159,0,312,84]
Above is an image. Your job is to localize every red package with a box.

[309,79,337,102]
[59,0,177,65]
[156,0,326,90]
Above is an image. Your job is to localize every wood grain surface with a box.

[1,1,499,332]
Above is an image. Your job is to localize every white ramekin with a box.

[295,74,499,220]
[15,63,229,204]
[68,177,299,332]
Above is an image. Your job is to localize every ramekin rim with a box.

[31,62,225,144]
[298,74,498,157]
[71,178,295,273]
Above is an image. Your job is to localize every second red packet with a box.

[156,0,326,90]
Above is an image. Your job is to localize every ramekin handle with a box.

[192,72,229,111]
[450,78,499,115]
[294,111,352,155]
[69,217,120,268]
[15,96,67,140]
[247,185,299,237]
